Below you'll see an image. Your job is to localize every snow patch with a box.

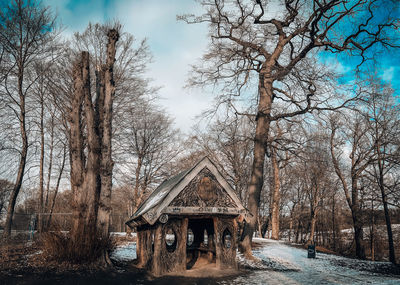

[108,237,400,284]
[235,238,400,284]
[110,242,137,262]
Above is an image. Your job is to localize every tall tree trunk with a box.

[38,94,45,233]
[351,178,365,259]
[352,208,365,258]
[133,156,143,210]
[308,209,318,244]
[69,30,119,262]
[331,195,336,251]
[46,144,66,230]
[289,203,296,242]
[97,29,119,240]
[70,51,95,251]
[239,68,272,258]
[3,69,28,239]
[330,127,365,259]
[79,50,102,248]
[44,115,55,210]
[370,199,375,261]
[43,115,55,230]
[377,158,396,264]
[307,184,321,244]
[270,146,280,240]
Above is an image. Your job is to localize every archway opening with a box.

[186,218,215,270]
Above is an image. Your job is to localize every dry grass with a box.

[40,231,115,264]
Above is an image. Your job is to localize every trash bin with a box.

[308,244,316,258]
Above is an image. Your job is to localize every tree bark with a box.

[69,51,98,250]
[239,67,272,257]
[351,178,365,259]
[330,126,366,259]
[44,115,55,229]
[270,145,280,240]
[46,144,66,230]
[308,209,318,244]
[370,199,375,261]
[79,49,102,247]
[38,93,45,233]
[307,183,321,244]
[3,67,28,239]
[377,154,396,264]
[97,29,119,239]
[331,194,336,251]
[133,156,143,210]
[68,30,119,262]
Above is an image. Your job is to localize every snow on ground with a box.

[110,238,400,284]
[232,238,400,285]
[110,232,137,238]
[341,224,400,234]
[110,242,137,262]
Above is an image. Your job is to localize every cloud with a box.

[382,66,395,83]
[320,55,351,75]
[111,0,212,133]
[45,0,213,133]
[44,0,106,33]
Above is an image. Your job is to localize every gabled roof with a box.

[126,157,246,227]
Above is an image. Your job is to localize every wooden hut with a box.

[126,157,247,276]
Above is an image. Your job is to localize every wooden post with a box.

[151,218,188,276]
[214,216,237,269]
[214,217,222,269]
[152,224,163,276]
[136,227,153,268]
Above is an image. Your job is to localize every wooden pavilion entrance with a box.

[126,157,248,276]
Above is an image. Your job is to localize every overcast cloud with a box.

[44,0,213,133]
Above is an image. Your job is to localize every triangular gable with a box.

[127,157,245,226]
[169,167,236,208]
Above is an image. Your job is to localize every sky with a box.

[43,0,400,133]
[43,0,212,133]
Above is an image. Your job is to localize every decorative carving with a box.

[198,177,215,201]
[159,214,168,224]
[170,167,236,208]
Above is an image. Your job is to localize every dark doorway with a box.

[186,218,216,269]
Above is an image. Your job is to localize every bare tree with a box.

[115,101,182,213]
[191,114,254,204]
[0,0,57,239]
[302,131,331,244]
[329,112,374,258]
[180,0,398,257]
[267,121,299,240]
[45,143,67,230]
[68,27,119,263]
[365,79,399,264]
[70,22,158,228]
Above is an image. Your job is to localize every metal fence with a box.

[0,213,129,239]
